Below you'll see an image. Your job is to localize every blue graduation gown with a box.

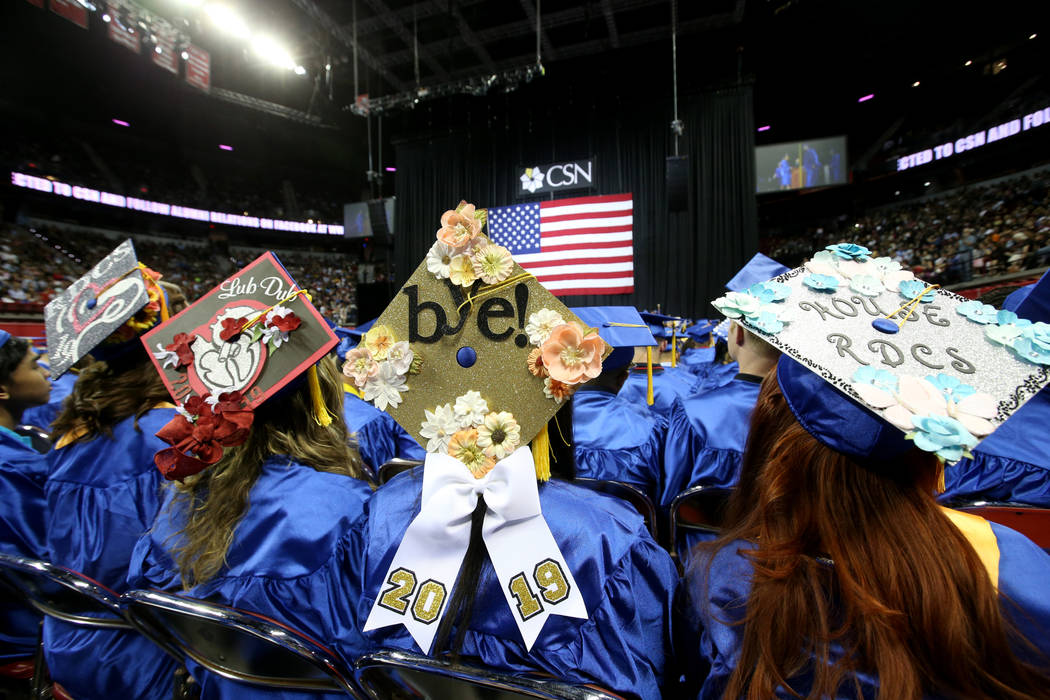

[572,387,667,503]
[128,457,373,699]
[618,365,696,418]
[689,361,739,396]
[682,519,1050,699]
[354,469,679,699]
[679,347,716,376]
[43,407,179,700]
[0,428,49,660]
[21,371,77,431]
[343,390,425,473]
[661,375,762,509]
[941,387,1050,507]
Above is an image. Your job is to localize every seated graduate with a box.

[568,306,667,504]
[942,272,1050,507]
[43,243,187,699]
[682,242,1050,699]
[334,323,425,478]
[660,287,782,516]
[618,310,695,417]
[0,328,52,662]
[678,319,717,375]
[688,320,738,395]
[348,202,679,699]
[21,350,88,432]
[128,252,372,699]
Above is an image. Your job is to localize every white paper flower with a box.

[712,291,761,319]
[525,308,566,346]
[947,392,997,437]
[174,403,195,422]
[203,394,220,407]
[425,240,459,279]
[453,390,489,428]
[260,324,289,348]
[152,343,180,369]
[363,363,408,411]
[419,403,459,454]
[385,341,414,375]
[477,411,522,460]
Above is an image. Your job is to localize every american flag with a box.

[487,193,634,296]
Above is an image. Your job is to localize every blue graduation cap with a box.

[638,310,679,341]
[1003,270,1050,323]
[725,252,790,293]
[355,318,377,334]
[0,328,10,349]
[685,319,715,343]
[572,306,659,405]
[332,326,365,363]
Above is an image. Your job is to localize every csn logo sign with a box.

[517,159,596,197]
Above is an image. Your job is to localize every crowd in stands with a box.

[0,224,368,325]
[766,169,1050,284]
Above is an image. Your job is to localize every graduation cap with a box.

[0,329,9,349]
[141,252,337,480]
[44,239,170,377]
[570,306,656,370]
[685,319,716,343]
[1003,270,1050,322]
[719,241,1050,463]
[726,252,791,293]
[639,310,678,340]
[712,318,731,342]
[343,200,609,481]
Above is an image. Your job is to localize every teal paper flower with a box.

[747,310,785,335]
[826,243,872,261]
[956,300,999,325]
[924,373,976,403]
[747,281,791,304]
[995,309,1032,327]
[908,414,978,462]
[899,279,934,303]
[803,273,840,292]
[853,366,899,392]
[1010,322,1050,365]
[712,291,761,320]
[849,274,884,297]
[986,323,1025,345]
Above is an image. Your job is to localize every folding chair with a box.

[377,458,422,486]
[668,485,733,564]
[573,478,658,540]
[123,589,364,698]
[14,424,51,453]
[355,649,624,700]
[948,500,1050,550]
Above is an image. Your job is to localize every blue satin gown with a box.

[0,427,49,660]
[572,387,667,504]
[343,390,425,475]
[682,518,1050,699]
[129,456,373,699]
[353,468,680,699]
[689,361,739,397]
[43,407,179,700]
[618,365,697,418]
[679,347,716,375]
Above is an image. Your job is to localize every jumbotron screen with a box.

[756,136,848,194]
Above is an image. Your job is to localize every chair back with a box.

[15,424,50,453]
[953,502,1050,549]
[355,650,623,700]
[0,552,131,629]
[123,589,362,697]
[669,485,733,546]
[573,478,658,539]
[377,458,422,486]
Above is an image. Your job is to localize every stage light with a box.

[757,125,771,132]
[924,181,931,187]
[294,65,306,75]
[912,80,920,87]
[219,144,233,151]
[181,50,190,60]
[1030,33,1037,40]
[102,13,111,22]
[205,4,251,39]
[385,166,396,172]
[964,59,973,66]
[155,46,163,54]
[252,36,296,70]
[858,93,874,103]
[112,118,130,127]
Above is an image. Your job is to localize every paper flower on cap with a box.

[525,308,566,346]
[425,241,459,280]
[925,373,977,403]
[748,311,785,335]
[826,243,872,261]
[803,273,840,292]
[850,366,900,408]
[363,363,408,411]
[526,348,546,377]
[956,300,1000,325]
[543,377,574,404]
[448,254,477,288]
[437,202,483,248]
[261,306,301,348]
[899,279,934,302]
[712,291,762,319]
[540,323,604,385]
[419,403,459,454]
[153,332,194,369]
[343,347,379,387]
[747,281,791,304]
[1012,323,1050,365]
[477,411,521,460]
[454,390,489,428]
[447,428,495,479]
[472,243,514,285]
[908,415,979,462]
[219,317,243,342]
[849,274,884,297]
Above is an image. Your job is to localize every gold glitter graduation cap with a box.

[141,252,337,480]
[342,201,610,480]
[714,242,1050,463]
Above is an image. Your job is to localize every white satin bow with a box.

[363,445,587,653]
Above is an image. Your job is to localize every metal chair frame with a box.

[573,478,658,540]
[668,484,734,551]
[377,458,422,486]
[355,649,624,700]
[123,589,363,697]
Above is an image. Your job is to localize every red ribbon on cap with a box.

[154,392,254,481]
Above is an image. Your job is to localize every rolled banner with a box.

[363,446,587,652]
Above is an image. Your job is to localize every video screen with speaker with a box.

[343,198,395,238]
[755,136,847,194]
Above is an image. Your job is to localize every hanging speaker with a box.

[666,155,689,212]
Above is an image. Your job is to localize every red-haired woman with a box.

[683,358,1050,699]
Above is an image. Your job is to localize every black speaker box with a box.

[666,155,689,212]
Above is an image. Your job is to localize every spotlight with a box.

[1030,33,1037,40]
[219,144,233,151]
[205,4,251,39]
[911,80,920,87]
[112,118,130,127]
[155,45,163,54]
[102,13,111,22]
[924,181,931,187]
[964,59,973,66]
[181,50,190,60]
[294,65,306,75]
[757,125,771,132]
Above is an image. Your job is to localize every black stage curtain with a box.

[392,85,757,318]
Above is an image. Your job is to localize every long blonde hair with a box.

[170,355,366,588]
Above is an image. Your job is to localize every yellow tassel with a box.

[671,326,677,367]
[646,346,654,406]
[343,382,363,398]
[532,424,551,482]
[936,459,946,494]
[308,364,333,427]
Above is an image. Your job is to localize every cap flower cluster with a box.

[426,201,514,288]
[711,282,792,335]
[342,324,418,411]
[968,307,1050,367]
[154,391,255,481]
[803,243,915,300]
[420,389,522,478]
[520,309,604,402]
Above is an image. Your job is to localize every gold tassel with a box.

[671,326,677,367]
[532,423,551,482]
[308,364,333,427]
[936,459,946,494]
[343,381,363,398]
[646,346,654,406]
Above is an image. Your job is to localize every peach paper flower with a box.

[543,377,574,404]
[526,348,546,377]
[540,322,604,385]
[472,243,514,285]
[436,202,482,248]
[364,325,396,361]
[342,347,379,387]
[447,428,495,479]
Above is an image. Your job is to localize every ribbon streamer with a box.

[363,447,587,653]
